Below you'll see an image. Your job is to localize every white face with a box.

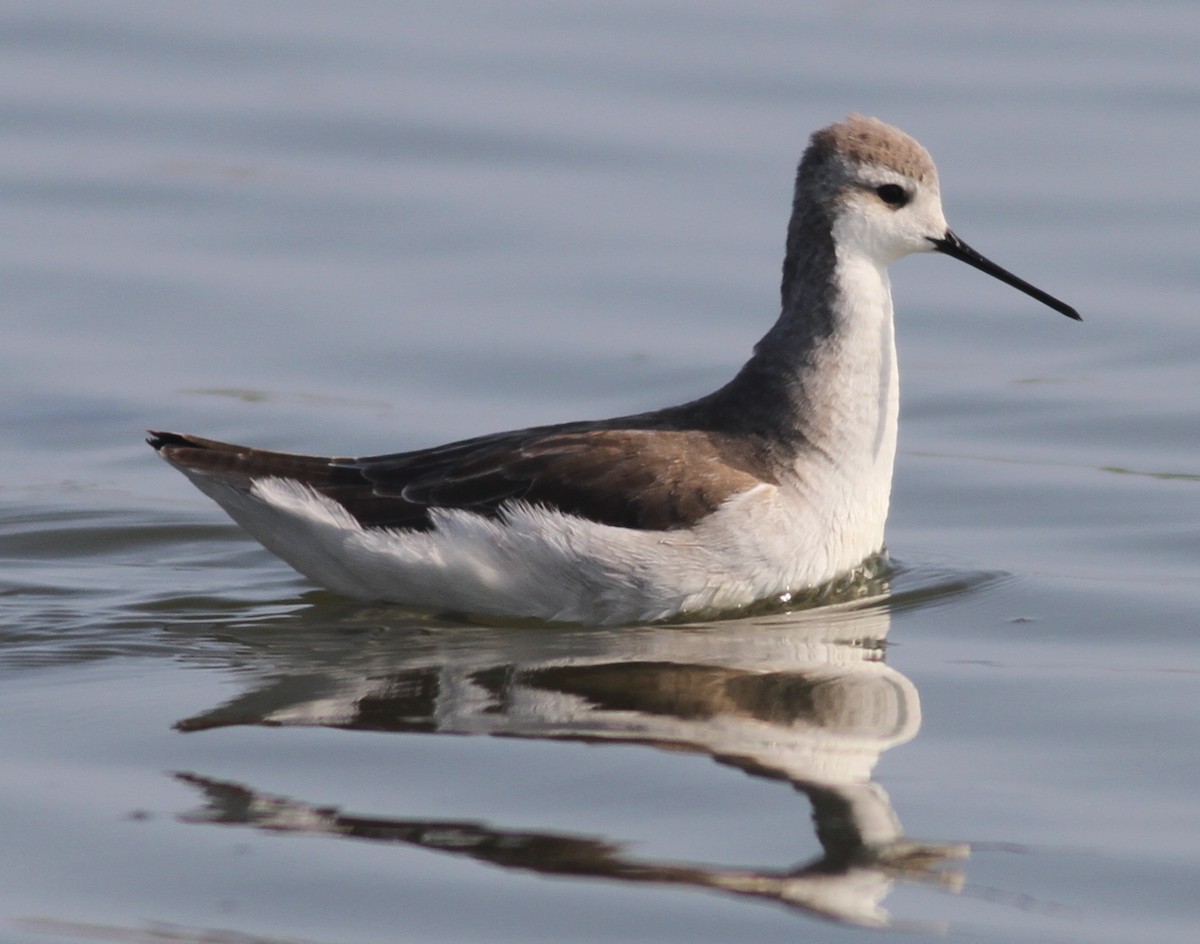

[831,164,949,266]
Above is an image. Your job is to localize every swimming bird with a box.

[150,115,1079,625]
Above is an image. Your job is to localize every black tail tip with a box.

[147,430,188,451]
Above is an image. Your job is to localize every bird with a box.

[149,115,1079,626]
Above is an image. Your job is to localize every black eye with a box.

[874,184,910,208]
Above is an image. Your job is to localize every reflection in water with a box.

[174,599,967,928]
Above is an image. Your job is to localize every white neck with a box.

[811,252,898,458]
[784,249,899,555]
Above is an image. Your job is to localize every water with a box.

[2,2,1199,941]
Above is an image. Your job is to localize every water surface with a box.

[2,3,1199,942]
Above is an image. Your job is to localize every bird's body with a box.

[151,115,1078,625]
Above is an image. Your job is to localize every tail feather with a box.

[147,429,354,488]
[147,430,430,530]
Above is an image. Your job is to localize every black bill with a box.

[930,230,1081,321]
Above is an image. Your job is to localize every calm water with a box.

[2,2,1199,942]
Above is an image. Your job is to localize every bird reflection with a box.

[174,596,968,928]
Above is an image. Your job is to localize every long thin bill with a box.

[930,230,1081,321]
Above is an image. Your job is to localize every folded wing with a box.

[149,424,776,533]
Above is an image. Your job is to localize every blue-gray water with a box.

[2,3,1198,942]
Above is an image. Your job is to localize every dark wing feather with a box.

[358,427,777,530]
[150,424,776,533]
[147,430,430,528]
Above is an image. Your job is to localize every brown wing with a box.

[149,424,776,532]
